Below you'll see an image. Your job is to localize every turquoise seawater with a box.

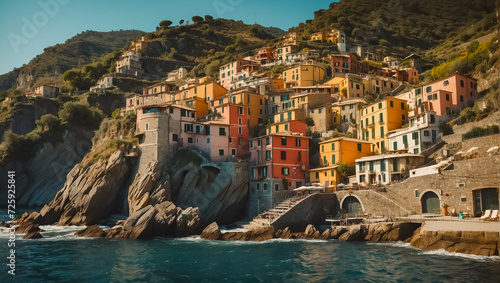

[1,209,500,282]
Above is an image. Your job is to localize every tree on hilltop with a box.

[192,16,204,24]
[159,20,173,29]
[179,19,184,25]
[204,15,214,21]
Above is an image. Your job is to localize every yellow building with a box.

[324,77,345,93]
[283,65,325,88]
[210,90,265,128]
[340,76,363,98]
[310,32,324,42]
[272,79,284,90]
[174,82,227,118]
[273,108,305,124]
[310,137,372,188]
[359,97,408,153]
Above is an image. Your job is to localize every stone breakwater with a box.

[200,222,500,257]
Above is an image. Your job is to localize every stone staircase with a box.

[247,193,318,228]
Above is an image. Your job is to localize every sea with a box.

[1,208,499,282]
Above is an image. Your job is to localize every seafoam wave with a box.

[367,241,500,261]
[0,225,109,241]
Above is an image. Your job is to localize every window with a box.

[402,114,405,121]
[281,167,289,175]
[331,143,335,150]
[281,151,286,160]
[380,160,386,171]
[250,141,254,148]
[169,108,174,114]
[263,167,268,178]
[359,175,365,183]
[401,102,405,109]
[393,141,397,150]
[460,95,463,102]
[219,149,224,156]
[315,172,319,179]
[265,150,271,160]
[281,137,287,146]
[331,170,335,177]
[433,93,437,100]
[266,137,270,145]
[332,154,336,164]
[342,106,345,110]
[369,161,374,171]
[145,123,149,131]
[238,127,242,135]
[219,127,226,136]
[430,115,435,124]
[424,130,430,136]
[378,102,382,109]
[323,156,327,165]
[296,138,301,147]
[238,107,243,114]
[460,80,464,87]
[414,148,419,154]
[275,184,280,191]
[256,183,260,192]
[357,143,362,151]
[232,149,236,156]
[426,86,432,93]
[443,80,449,86]
[381,140,385,152]
[380,127,384,138]
[322,145,325,152]
[207,138,210,144]
[358,162,363,171]
[238,118,242,125]
[428,95,432,101]
[390,101,394,107]
[379,113,383,123]
[172,134,178,141]
[276,125,279,132]
[188,137,193,143]
[445,93,450,101]
[372,128,375,139]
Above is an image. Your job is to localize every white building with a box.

[384,56,399,69]
[355,153,426,186]
[166,67,188,82]
[388,111,441,154]
[27,85,60,98]
[116,51,143,76]
[90,76,113,92]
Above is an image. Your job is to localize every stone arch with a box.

[420,190,441,214]
[340,194,365,216]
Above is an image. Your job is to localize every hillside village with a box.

[16,23,497,224]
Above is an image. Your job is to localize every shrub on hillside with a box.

[58,101,104,130]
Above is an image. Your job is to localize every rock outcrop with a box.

[23,232,43,239]
[410,229,499,256]
[75,225,105,238]
[200,222,222,240]
[274,227,293,239]
[37,150,131,226]
[222,226,275,241]
[175,207,202,237]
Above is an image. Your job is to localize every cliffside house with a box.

[26,85,60,98]
[116,51,143,76]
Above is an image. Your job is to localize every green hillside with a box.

[0,30,144,91]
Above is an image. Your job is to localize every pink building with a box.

[415,74,478,116]
[219,59,256,90]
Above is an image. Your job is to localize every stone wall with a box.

[335,190,414,218]
[271,193,337,232]
[442,112,500,144]
[247,178,291,218]
[386,155,500,216]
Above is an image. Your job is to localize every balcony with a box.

[367,123,376,128]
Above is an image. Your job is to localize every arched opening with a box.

[421,191,440,214]
[473,188,499,217]
[342,196,362,217]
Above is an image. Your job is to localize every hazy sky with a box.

[0,0,335,75]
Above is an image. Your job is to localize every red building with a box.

[331,54,369,74]
[212,103,250,159]
[256,48,274,64]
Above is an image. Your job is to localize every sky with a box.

[0,0,336,75]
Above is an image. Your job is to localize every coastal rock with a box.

[120,205,157,239]
[152,201,177,236]
[319,229,332,240]
[15,221,41,234]
[200,222,222,240]
[338,225,361,241]
[39,150,131,226]
[75,225,105,238]
[330,227,347,239]
[23,232,43,239]
[304,224,317,238]
[175,207,201,237]
[410,228,499,256]
[222,226,275,241]
[104,227,123,238]
[128,161,161,215]
[171,161,249,226]
[275,227,293,239]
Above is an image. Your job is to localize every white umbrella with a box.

[467,147,478,153]
[487,146,499,153]
[455,151,464,155]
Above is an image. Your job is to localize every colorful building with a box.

[211,90,265,128]
[388,111,441,154]
[211,101,250,159]
[415,74,478,116]
[310,137,372,188]
[330,54,369,74]
[355,153,425,186]
[248,129,310,215]
[359,97,408,154]
[283,64,326,88]
[116,51,143,76]
[273,44,297,62]
[218,59,256,90]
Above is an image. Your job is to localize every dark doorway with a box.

[343,196,362,217]
[421,191,440,214]
[474,188,499,217]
